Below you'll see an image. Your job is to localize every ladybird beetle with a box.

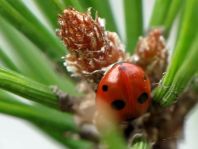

[96,62,151,121]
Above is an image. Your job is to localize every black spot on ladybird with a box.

[102,85,108,92]
[111,99,126,110]
[137,92,148,104]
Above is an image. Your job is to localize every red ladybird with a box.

[96,62,151,121]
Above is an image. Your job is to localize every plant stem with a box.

[0,68,58,107]
[124,0,143,53]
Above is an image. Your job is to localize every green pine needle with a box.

[0,0,197,148]
[39,125,93,149]
[0,48,18,71]
[81,0,118,33]
[99,118,127,149]
[130,136,151,149]
[0,68,58,107]
[154,33,198,106]
[0,16,76,94]
[0,93,78,132]
[163,0,184,37]
[0,90,92,149]
[32,0,61,28]
[153,0,197,102]
[0,0,66,60]
[149,0,171,28]
[124,0,143,53]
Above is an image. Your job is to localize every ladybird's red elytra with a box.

[96,62,151,121]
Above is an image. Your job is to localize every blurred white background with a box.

[0,0,197,148]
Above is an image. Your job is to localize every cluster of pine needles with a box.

[0,0,198,149]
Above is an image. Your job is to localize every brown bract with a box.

[58,8,125,76]
[132,29,168,85]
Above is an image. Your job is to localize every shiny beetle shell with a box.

[96,62,151,121]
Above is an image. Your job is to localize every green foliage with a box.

[0,94,77,132]
[154,33,198,106]
[163,0,184,37]
[100,120,127,149]
[124,0,143,53]
[0,0,197,148]
[130,136,151,149]
[153,0,198,105]
[79,0,118,33]
[33,0,63,28]
[0,68,58,107]
[150,0,171,28]
[150,0,183,36]
[0,15,76,94]
[0,90,92,149]
[0,0,66,60]
[0,48,18,71]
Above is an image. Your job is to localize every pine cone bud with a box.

[132,29,168,85]
[58,8,125,76]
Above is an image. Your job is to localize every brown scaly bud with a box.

[132,29,168,86]
[58,8,125,78]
